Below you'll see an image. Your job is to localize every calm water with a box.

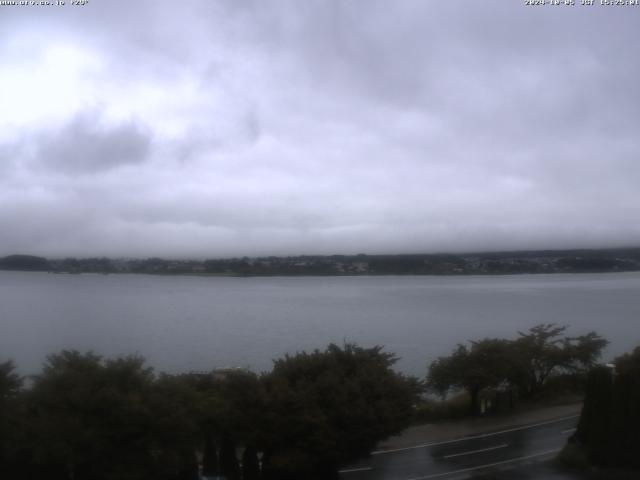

[1,271,639,376]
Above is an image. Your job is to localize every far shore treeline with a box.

[2,324,636,479]
[2,247,640,276]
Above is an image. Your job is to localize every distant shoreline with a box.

[2,268,640,280]
[2,247,640,277]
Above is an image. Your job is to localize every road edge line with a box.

[406,448,562,480]
[372,414,579,455]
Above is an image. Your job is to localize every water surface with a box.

[1,271,639,376]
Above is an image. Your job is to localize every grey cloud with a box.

[36,112,151,174]
[0,143,19,177]
[1,1,640,257]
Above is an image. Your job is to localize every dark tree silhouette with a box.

[261,343,421,477]
[428,339,512,415]
[574,346,640,468]
[510,324,607,398]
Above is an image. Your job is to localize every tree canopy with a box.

[0,344,421,479]
[0,360,21,400]
[575,346,640,468]
[427,324,608,415]
[0,328,610,478]
[0,360,23,477]
[262,343,421,477]
[509,324,608,398]
[428,339,512,415]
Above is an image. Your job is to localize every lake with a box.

[1,271,639,376]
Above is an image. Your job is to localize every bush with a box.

[412,393,470,424]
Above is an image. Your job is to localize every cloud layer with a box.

[1,1,639,257]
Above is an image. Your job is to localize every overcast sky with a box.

[1,0,639,258]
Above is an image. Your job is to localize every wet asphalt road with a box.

[339,415,580,480]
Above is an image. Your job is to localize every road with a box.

[339,415,580,480]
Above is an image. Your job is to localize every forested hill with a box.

[0,255,50,272]
[2,248,640,276]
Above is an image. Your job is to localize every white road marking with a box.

[561,427,577,434]
[405,448,562,480]
[371,414,579,455]
[338,466,373,474]
[442,443,508,459]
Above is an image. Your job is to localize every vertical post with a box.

[257,450,264,478]
[235,444,246,480]
[196,449,204,480]
[215,440,221,479]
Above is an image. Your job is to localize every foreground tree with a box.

[24,351,180,480]
[509,324,607,398]
[427,339,512,415]
[261,343,421,478]
[0,360,23,477]
[427,325,608,415]
[183,368,266,480]
[146,373,205,479]
[609,346,640,467]
[573,346,640,468]
[0,360,21,400]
